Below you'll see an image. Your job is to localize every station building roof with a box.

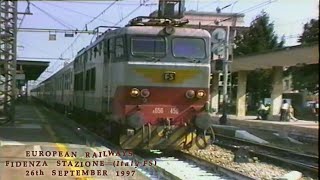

[231,43,319,72]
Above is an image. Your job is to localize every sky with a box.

[16,0,319,83]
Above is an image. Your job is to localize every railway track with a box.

[40,104,255,180]
[40,105,175,179]
[214,134,319,177]
[135,150,254,180]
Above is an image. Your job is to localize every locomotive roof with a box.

[122,26,211,37]
[77,26,210,56]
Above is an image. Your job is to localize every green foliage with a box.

[233,11,285,106]
[234,11,284,56]
[289,18,319,94]
[289,64,319,93]
[298,19,319,44]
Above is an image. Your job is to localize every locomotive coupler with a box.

[163,118,173,139]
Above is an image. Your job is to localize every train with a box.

[31,17,214,150]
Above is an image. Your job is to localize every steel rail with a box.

[215,134,318,162]
[36,102,181,180]
[179,151,255,180]
[214,134,319,176]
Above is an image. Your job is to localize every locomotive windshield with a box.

[172,38,206,59]
[131,37,166,57]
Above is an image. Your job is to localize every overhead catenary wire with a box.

[37,0,119,82]
[30,2,77,30]
[18,0,31,28]
[205,0,278,26]
[59,0,119,59]
[39,1,116,24]
[114,0,151,26]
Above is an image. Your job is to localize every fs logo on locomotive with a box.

[163,71,176,81]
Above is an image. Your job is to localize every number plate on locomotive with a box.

[163,71,176,81]
[151,107,179,114]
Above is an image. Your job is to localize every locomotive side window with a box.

[103,40,108,57]
[99,43,102,56]
[84,52,88,64]
[172,38,206,59]
[94,47,98,58]
[109,39,114,58]
[131,36,166,57]
[115,37,124,58]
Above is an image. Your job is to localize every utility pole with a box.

[220,26,230,125]
[0,0,18,124]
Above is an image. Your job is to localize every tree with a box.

[289,18,319,93]
[233,11,285,108]
[298,19,319,44]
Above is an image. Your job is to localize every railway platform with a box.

[0,101,148,180]
[210,114,319,139]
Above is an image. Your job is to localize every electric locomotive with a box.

[102,17,213,149]
[31,16,214,150]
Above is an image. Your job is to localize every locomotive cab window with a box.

[172,38,206,59]
[131,36,166,58]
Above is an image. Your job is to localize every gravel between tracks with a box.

[184,145,314,180]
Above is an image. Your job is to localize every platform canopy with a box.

[16,60,49,80]
[231,44,319,72]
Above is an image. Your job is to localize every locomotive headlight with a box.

[196,90,206,99]
[130,88,140,97]
[185,90,195,99]
[140,89,150,98]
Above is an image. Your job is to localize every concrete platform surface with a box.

[0,102,148,180]
[210,114,319,138]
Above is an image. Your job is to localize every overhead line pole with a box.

[0,0,18,124]
[220,25,230,125]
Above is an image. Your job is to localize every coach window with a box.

[80,72,84,90]
[74,74,78,90]
[85,70,90,91]
[115,37,124,59]
[91,68,96,90]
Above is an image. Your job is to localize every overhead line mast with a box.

[0,0,18,124]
